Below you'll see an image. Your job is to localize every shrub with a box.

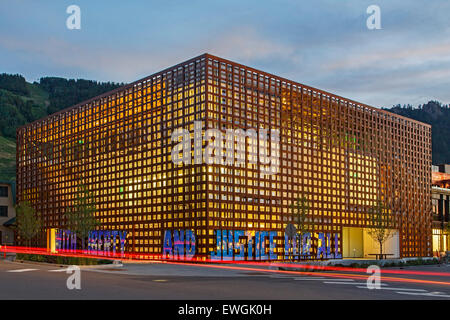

[16,253,112,265]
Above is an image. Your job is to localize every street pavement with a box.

[0,259,449,299]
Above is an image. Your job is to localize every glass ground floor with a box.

[45,225,411,261]
[432,228,449,255]
[342,227,400,259]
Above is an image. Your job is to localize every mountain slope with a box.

[0,72,448,183]
[386,101,450,164]
[0,136,16,182]
[0,73,124,181]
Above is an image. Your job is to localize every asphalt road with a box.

[0,259,449,300]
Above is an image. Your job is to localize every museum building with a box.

[16,54,432,260]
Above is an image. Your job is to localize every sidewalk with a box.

[273,257,440,272]
[0,252,16,261]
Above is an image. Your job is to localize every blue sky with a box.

[0,0,449,108]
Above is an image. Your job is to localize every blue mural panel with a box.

[269,231,277,260]
[162,230,173,259]
[174,230,185,259]
[301,232,311,258]
[185,229,196,260]
[234,230,244,261]
[210,230,222,261]
[260,231,269,260]
[245,231,254,259]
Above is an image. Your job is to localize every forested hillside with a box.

[0,73,123,181]
[386,101,450,165]
[0,72,448,182]
[0,73,123,140]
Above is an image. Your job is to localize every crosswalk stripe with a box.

[7,269,38,273]
[356,286,427,292]
[325,281,388,286]
[324,282,364,285]
[48,269,69,272]
[395,291,450,298]
[321,278,354,281]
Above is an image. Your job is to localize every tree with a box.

[0,73,29,96]
[65,184,100,251]
[288,197,311,260]
[15,201,41,247]
[290,197,309,235]
[367,201,395,259]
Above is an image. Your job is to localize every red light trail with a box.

[2,245,449,287]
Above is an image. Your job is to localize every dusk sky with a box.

[1,0,449,108]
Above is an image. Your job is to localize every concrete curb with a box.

[275,257,440,271]
[9,259,123,269]
[0,253,16,262]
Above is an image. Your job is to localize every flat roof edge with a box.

[17,53,209,131]
[203,53,431,129]
[18,52,431,131]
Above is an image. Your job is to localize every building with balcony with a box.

[0,182,16,245]
[432,165,450,254]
